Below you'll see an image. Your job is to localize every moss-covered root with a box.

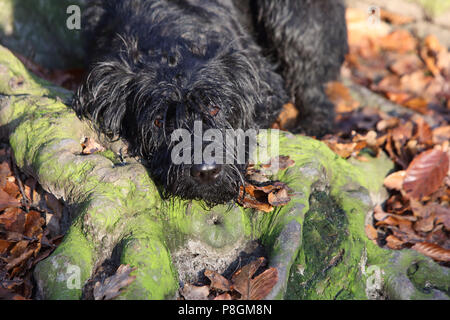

[34,223,94,300]
[382,251,450,300]
[119,235,178,300]
[259,132,381,300]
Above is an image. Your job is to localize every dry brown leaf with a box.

[403,149,449,200]
[435,206,450,230]
[386,92,412,105]
[271,103,299,131]
[267,188,290,207]
[420,35,447,77]
[260,156,295,175]
[413,216,436,233]
[213,293,232,300]
[23,210,44,238]
[231,257,265,297]
[247,267,278,300]
[204,269,231,292]
[5,246,36,271]
[323,136,366,159]
[93,264,137,300]
[0,161,13,182]
[0,287,27,300]
[237,181,291,212]
[325,81,360,113]
[0,239,11,254]
[380,9,415,25]
[0,207,26,233]
[377,118,400,132]
[379,30,417,53]
[389,54,423,75]
[376,215,399,227]
[411,242,450,262]
[432,126,450,145]
[231,257,277,300]
[400,71,433,96]
[373,74,401,93]
[180,284,210,300]
[403,97,428,114]
[81,137,105,155]
[385,235,405,250]
[365,224,377,241]
[383,170,406,191]
[0,189,20,211]
[373,205,389,221]
[4,178,20,198]
[412,116,433,146]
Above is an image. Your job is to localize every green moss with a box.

[34,222,94,299]
[119,236,179,300]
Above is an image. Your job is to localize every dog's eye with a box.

[161,53,178,67]
[209,106,220,117]
[168,55,177,67]
[161,54,168,64]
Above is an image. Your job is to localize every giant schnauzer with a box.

[73,0,348,205]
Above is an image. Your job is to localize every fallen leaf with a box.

[231,257,278,300]
[403,149,449,200]
[403,97,428,114]
[411,242,450,262]
[380,30,417,53]
[325,81,359,113]
[413,216,436,233]
[231,257,265,298]
[81,137,105,155]
[0,189,20,211]
[237,181,291,212]
[246,267,278,300]
[0,239,11,254]
[384,170,406,191]
[267,188,290,206]
[0,287,27,300]
[432,126,450,145]
[272,103,298,131]
[365,224,377,241]
[389,54,423,75]
[93,264,137,300]
[204,270,231,292]
[385,235,405,250]
[23,210,44,238]
[260,156,295,175]
[0,207,26,233]
[412,116,433,146]
[213,293,232,300]
[180,284,210,300]
[380,9,415,25]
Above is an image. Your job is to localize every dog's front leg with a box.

[255,0,348,136]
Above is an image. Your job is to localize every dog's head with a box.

[74,34,264,205]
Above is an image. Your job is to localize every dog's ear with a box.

[73,59,136,136]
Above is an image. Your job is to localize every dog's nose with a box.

[190,163,222,183]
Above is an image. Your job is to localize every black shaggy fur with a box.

[73,0,348,205]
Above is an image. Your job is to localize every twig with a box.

[10,153,30,211]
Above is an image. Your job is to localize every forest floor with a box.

[0,2,449,299]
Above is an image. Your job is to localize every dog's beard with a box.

[167,163,244,206]
[147,142,247,206]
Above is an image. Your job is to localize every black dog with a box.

[74,0,348,205]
